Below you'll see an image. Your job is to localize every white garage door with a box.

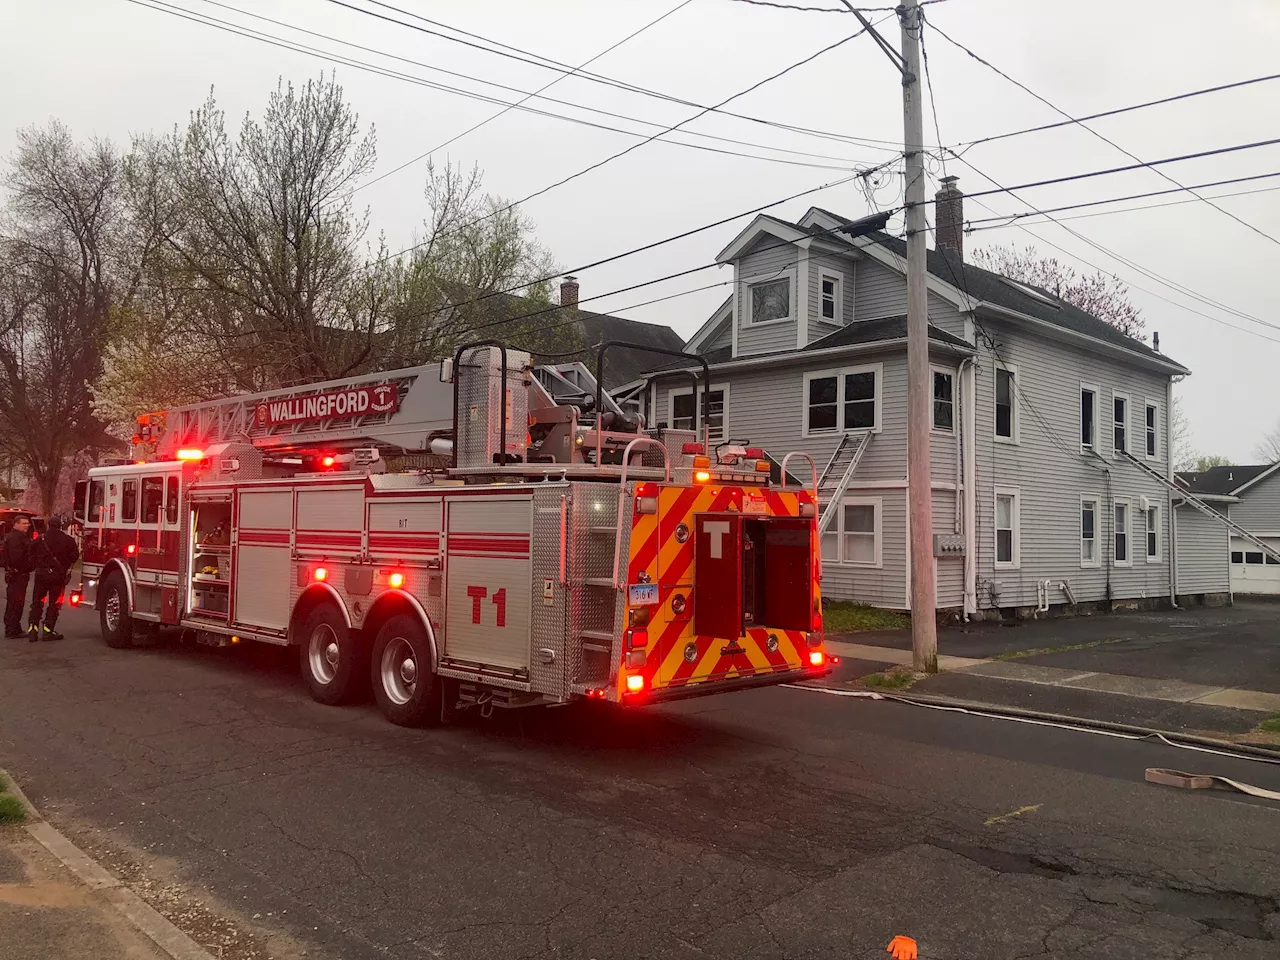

[1230,536,1280,595]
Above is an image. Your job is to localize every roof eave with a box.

[647,335,975,377]
[975,301,1191,376]
[1230,461,1280,496]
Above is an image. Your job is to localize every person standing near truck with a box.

[29,515,79,641]
[3,515,34,638]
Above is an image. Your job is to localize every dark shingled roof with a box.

[1176,464,1277,496]
[784,209,1186,370]
[648,316,968,372]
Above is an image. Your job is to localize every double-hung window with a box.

[994,364,1017,442]
[1081,385,1098,451]
[1145,506,1160,561]
[669,386,728,442]
[1112,393,1128,456]
[932,368,954,433]
[1145,402,1159,459]
[819,271,842,323]
[748,277,790,324]
[1114,500,1131,566]
[820,497,881,566]
[1081,496,1100,567]
[804,365,880,435]
[994,487,1020,568]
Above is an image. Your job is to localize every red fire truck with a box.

[73,342,829,726]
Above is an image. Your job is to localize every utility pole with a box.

[838,0,936,671]
[899,0,937,672]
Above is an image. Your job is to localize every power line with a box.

[924,14,1280,250]
[986,183,1280,229]
[129,0,875,176]
[955,72,1280,151]
[322,0,911,154]
[345,0,696,196]
[725,0,894,10]
[964,170,1280,229]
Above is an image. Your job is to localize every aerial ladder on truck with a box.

[73,341,831,728]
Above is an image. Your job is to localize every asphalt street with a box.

[1,606,1278,960]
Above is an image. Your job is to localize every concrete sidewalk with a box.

[0,824,169,960]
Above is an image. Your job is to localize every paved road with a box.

[1,607,1278,959]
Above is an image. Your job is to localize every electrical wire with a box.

[322,0,912,154]
[991,183,1280,229]
[954,72,1280,152]
[963,171,1280,229]
[725,0,896,10]
[924,15,1280,250]
[127,0,876,176]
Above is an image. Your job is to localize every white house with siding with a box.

[633,180,1231,618]
[1177,463,1280,596]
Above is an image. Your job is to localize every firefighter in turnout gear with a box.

[4,515,34,638]
[29,515,79,641]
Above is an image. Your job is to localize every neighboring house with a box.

[1177,463,1280,596]
[632,178,1226,617]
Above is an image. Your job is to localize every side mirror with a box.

[439,358,454,383]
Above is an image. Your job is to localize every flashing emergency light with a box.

[694,470,712,483]
[625,674,645,693]
[314,567,328,582]
[809,650,826,668]
[176,448,204,461]
[388,572,405,589]
[126,544,137,555]
[69,591,82,607]
[321,456,337,468]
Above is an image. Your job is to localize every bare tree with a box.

[0,122,121,514]
[1256,420,1280,463]
[971,244,1146,340]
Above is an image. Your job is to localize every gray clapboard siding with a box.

[933,489,965,608]
[1175,505,1230,594]
[973,319,1173,609]
[704,319,732,351]
[1227,470,1280,532]
[736,236,800,356]
[851,258,968,339]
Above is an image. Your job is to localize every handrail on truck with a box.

[612,437,671,589]
[449,340,512,469]
[780,451,822,580]
[592,342,711,465]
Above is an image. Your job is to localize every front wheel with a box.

[299,604,365,705]
[371,615,442,727]
[99,573,134,649]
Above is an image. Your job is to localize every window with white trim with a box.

[1081,495,1100,567]
[932,368,954,433]
[994,487,1020,568]
[1112,393,1128,456]
[820,496,881,566]
[1114,500,1131,566]
[994,364,1017,442]
[1081,385,1098,451]
[1145,402,1159,459]
[803,365,880,435]
[819,271,842,323]
[669,386,728,442]
[1146,506,1160,561]
[748,277,790,324]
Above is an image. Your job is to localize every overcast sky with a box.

[4,0,1278,461]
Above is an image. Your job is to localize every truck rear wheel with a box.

[99,572,134,649]
[299,604,364,705]
[371,614,442,727]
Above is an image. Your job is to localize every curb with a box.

[0,767,215,960]
[880,691,1280,762]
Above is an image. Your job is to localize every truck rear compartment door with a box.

[693,513,744,640]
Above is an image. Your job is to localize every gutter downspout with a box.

[954,359,966,533]
[1167,377,1179,608]
[962,357,978,620]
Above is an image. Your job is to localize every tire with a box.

[298,603,365,706]
[99,572,134,649]
[370,614,442,728]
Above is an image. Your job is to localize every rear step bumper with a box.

[624,666,831,705]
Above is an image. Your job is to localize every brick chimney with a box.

[935,175,964,261]
[559,275,579,308]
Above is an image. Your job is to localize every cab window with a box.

[122,480,138,522]
[141,476,164,524]
[166,476,179,525]
[89,480,105,522]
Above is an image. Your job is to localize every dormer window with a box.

[749,278,790,324]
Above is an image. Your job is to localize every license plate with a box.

[628,583,659,606]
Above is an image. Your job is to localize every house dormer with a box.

[701,212,861,358]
